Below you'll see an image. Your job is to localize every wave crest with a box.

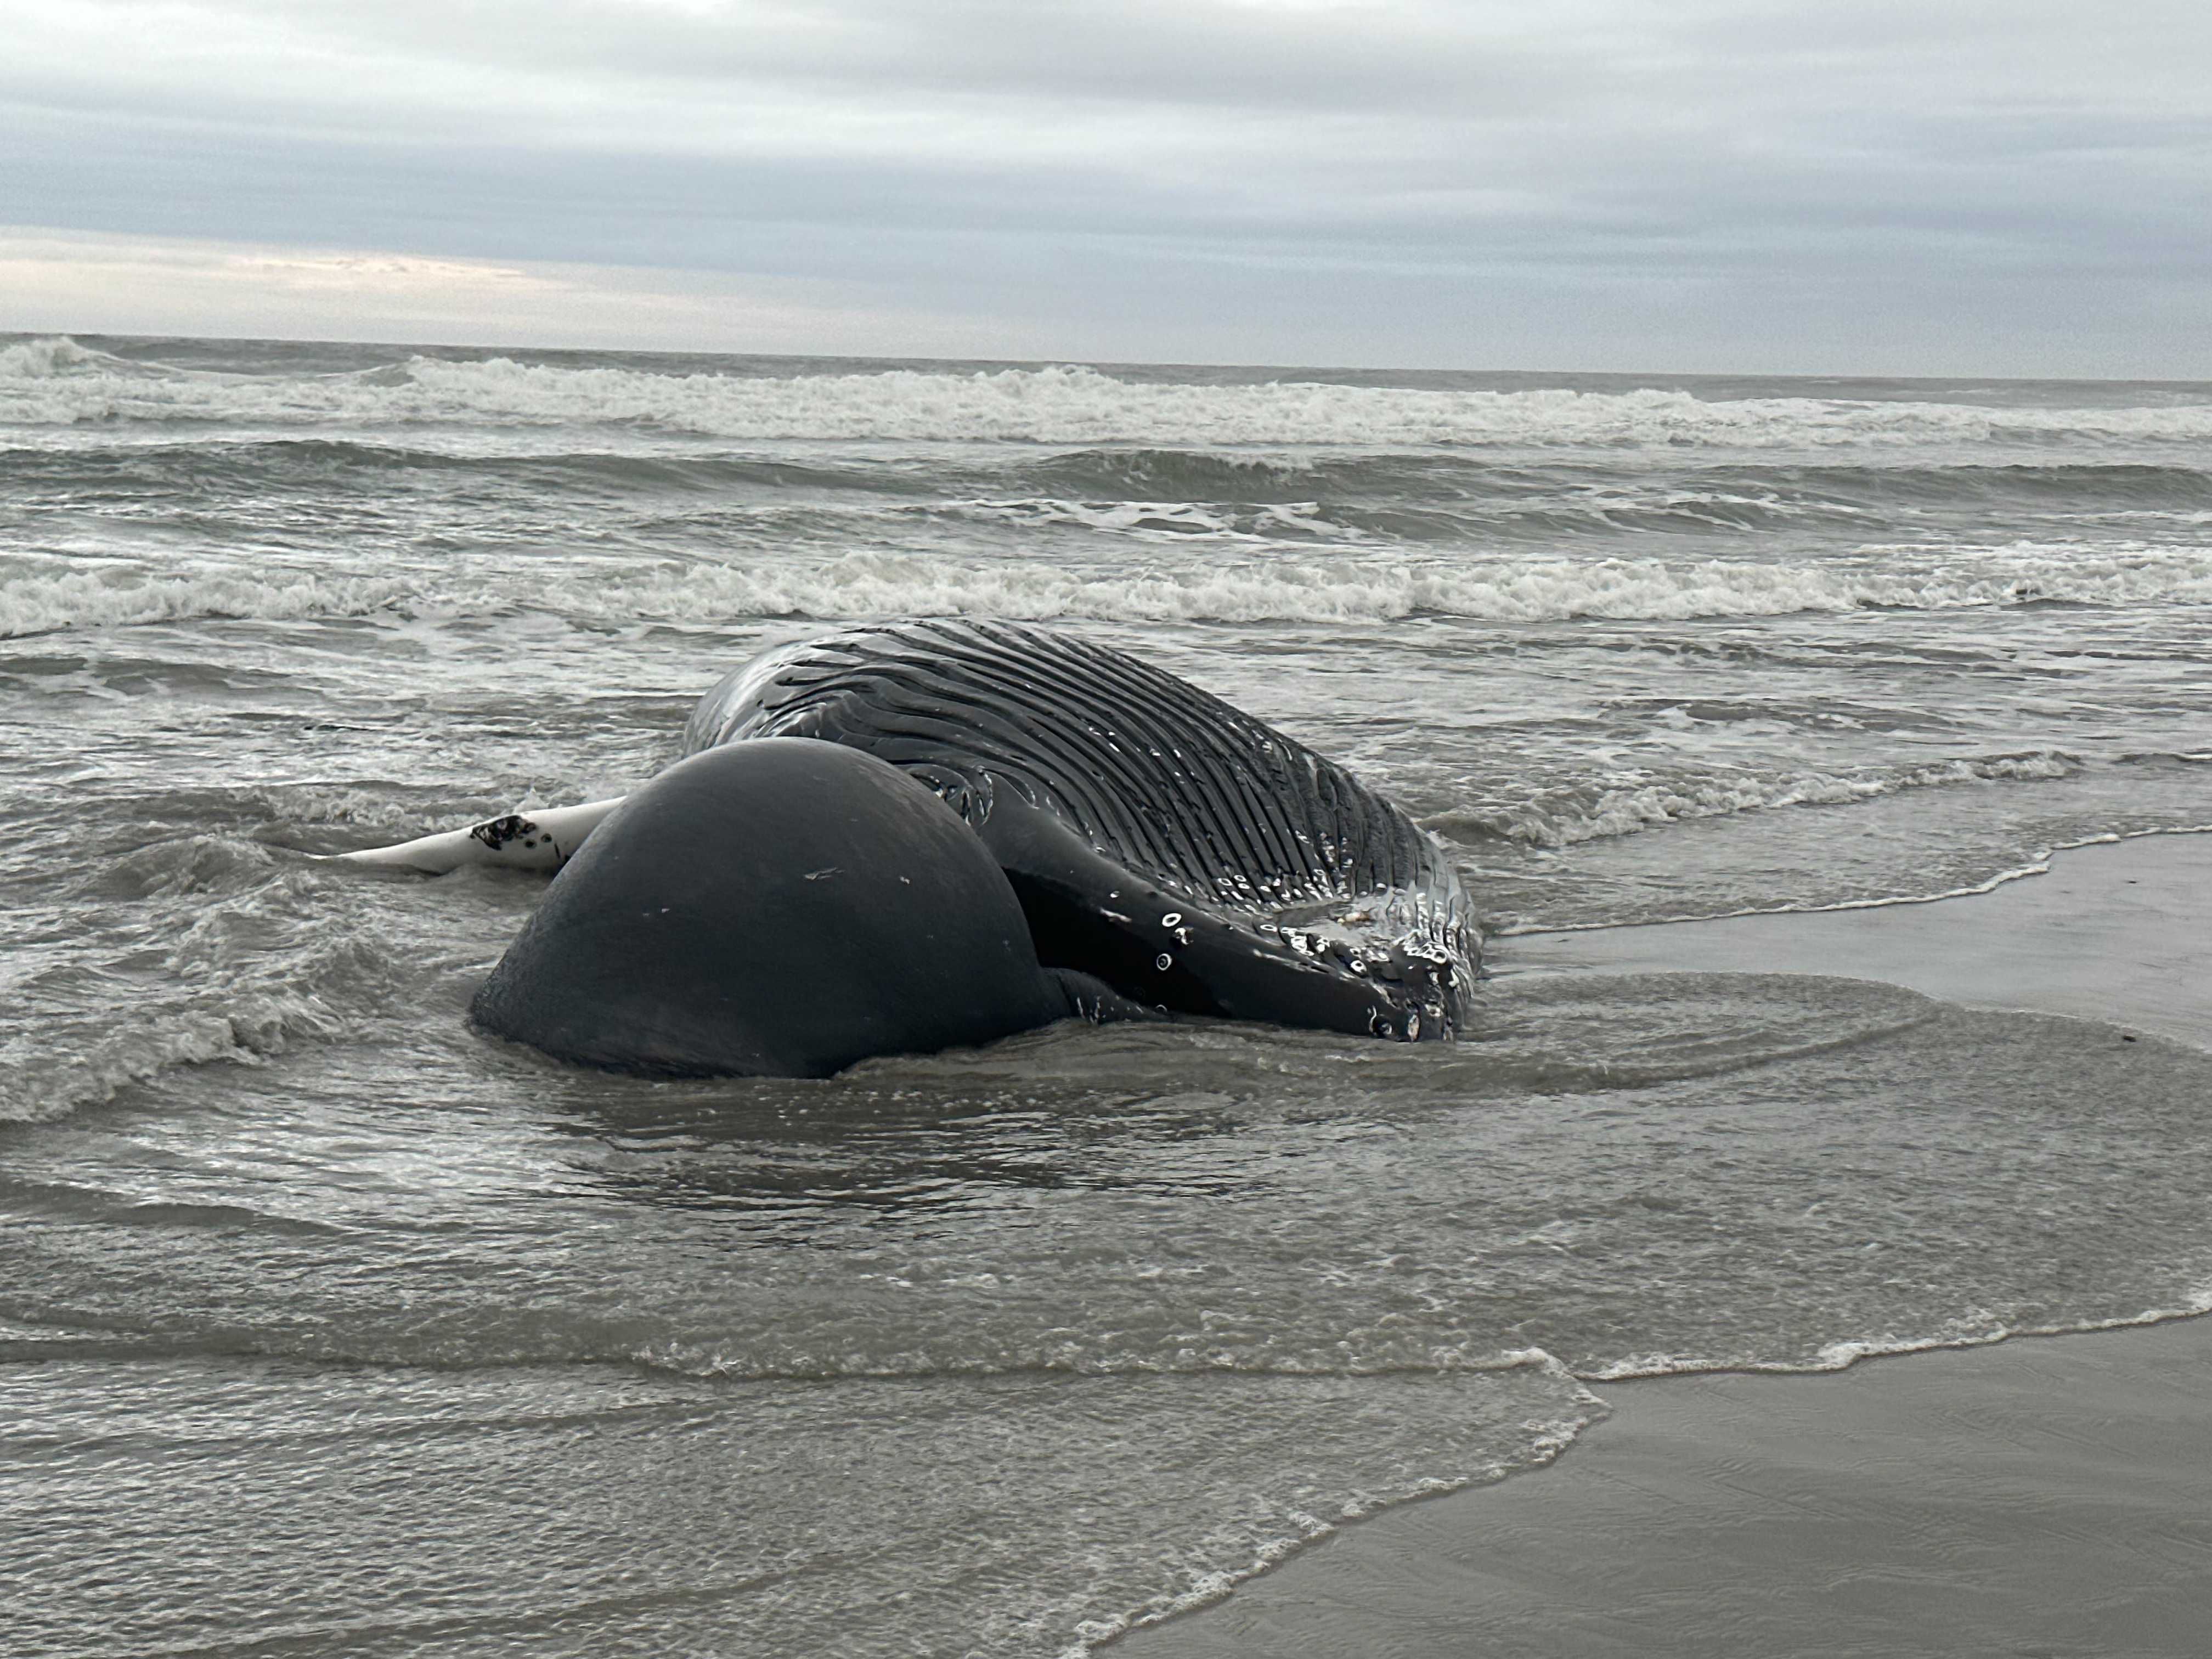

[558,549,2212,627]
[9,342,2212,450]
[0,335,119,378]
[0,988,352,1124]
[0,569,412,639]
[10,546,2209,639]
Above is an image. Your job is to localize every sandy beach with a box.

[1118,831,2212,1657]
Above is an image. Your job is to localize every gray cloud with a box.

[6,0,2209,372]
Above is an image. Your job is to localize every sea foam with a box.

[550,547,2212,627]
[0,569,413,639]
[9,338,2212,451]
[8,547,2208,639]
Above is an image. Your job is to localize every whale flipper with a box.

[332,799,625,873]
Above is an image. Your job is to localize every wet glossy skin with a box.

[470,740,1071,1077]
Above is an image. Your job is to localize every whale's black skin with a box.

[467,620,1479,1076]
[470,739,1097,1079]
[683,619,1479,1046]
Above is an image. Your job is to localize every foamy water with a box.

[5,334,2211,1658]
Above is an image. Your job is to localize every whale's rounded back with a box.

[469,738,1066,1077]
[682,618,1480,1042]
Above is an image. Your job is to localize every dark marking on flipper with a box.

[470,814,538,852]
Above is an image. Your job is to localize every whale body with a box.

[362,619,1480,1076]
[682,620,1478,1041]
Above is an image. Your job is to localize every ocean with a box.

[5,332,2211,1656]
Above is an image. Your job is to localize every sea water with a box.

[4,334,2210,1656]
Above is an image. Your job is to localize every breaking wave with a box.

[10,546,2209,637]
[556,548,2212,626]
[10,338,2212,451]
[0,569,413,639]
[0,992,351,1124]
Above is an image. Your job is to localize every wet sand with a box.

[1510,830,2212,1049]
[1115,831,2212,1658]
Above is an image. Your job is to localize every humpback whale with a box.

[345,619,1480,1076]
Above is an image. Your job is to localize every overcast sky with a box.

[4,0,2208,374]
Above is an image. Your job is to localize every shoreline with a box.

[1114,1314,2212,1658]
[1506,827,2212,1049]
[1113,829,2212,1656]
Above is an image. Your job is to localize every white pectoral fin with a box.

[330,797,628,874]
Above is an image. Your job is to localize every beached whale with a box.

[345,619,1480,1076]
